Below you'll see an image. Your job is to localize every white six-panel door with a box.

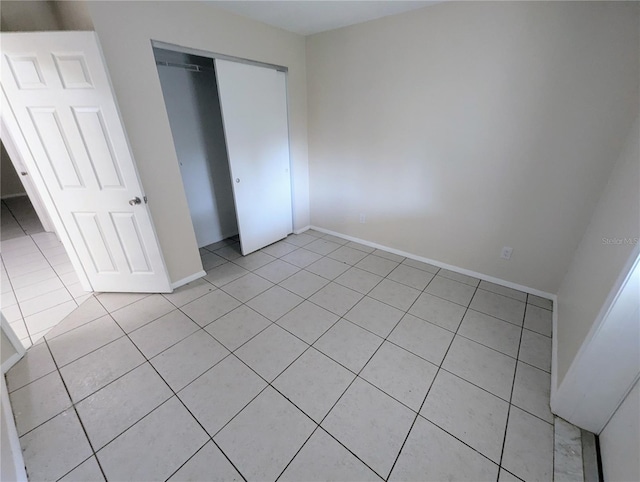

[214,59,293,255]
[1,32,171,292]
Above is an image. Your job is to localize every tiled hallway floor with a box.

[1,196,91,348]
[6,230,554,481]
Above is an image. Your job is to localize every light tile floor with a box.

[6,230,555,481]
[1,196,92,348]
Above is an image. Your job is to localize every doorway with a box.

[154,48,238,250]
[1,140,90,348]
[152,42,294,258]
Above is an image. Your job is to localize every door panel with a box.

[214,59,293,255]
[1,32,170,292]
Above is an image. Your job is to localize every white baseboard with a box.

[1,376,27,481]
[1,353,22,375]
[551,303,559,402]
[170,270,206,290]
[305,225,557,301]
[293,225,311,235]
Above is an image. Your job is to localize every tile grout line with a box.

[9,232,555,481]
[92,295,249,482]
[496,296,529,479]
[385,276,482,480]
[0,251,33,346]
[276,265,447,481]
[41,336,110,482]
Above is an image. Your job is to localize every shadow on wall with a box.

[0,0,93,32]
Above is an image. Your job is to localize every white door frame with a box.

[551,244,640,433]
[1,119,55,234]
[1,91,92,291]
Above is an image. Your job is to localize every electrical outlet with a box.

[359,213,366,224]
[500,246,513,260]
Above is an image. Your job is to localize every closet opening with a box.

[153,47,239,251]
[153,43,294,259]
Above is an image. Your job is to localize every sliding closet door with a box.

[214,59,292,255]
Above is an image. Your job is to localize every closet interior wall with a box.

[154,47,238,248]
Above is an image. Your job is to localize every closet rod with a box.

[155,60,212,72]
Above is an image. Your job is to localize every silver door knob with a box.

[129,197,142,206]
[20,172,28,176]
[235,178,240,183]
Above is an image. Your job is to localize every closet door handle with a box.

[235,178,240,183]
[129,197,142,206]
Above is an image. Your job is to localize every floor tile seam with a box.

[354,372,434,417]
[190,289,314,342]
[0,255,32,345]
[41,336,109,482]
[201,268,251,290]
[203,314,276,355]
[95,292,153,314]
[271,278,365,318]
[416,412,505,467]
[331,270,387,297]
[29,234,83,314]
[126,311,204,349]
[467,305,526,328]
[418,286,476,309]
[96,325,250,482]
[382,269,436,292]
[434,270,479,287]
[459,306,528,330]
[18,293,77,320]
[250,259,306,285]
[63,356,148,408]
[162,438,218,482]
[12,278,70,304]
[516,358,552,375]
[306,303,417,480]
[19,334,143,408]
[451,331,522,362]
[2,252,48,270]
[168,352,235,398]
[497,301,528,472]
[51,326,127,369]
[140,324,231,366]
[228,254,279,272]
[52,454,97,482]
[475,286,528,305]
[2,202,28,237]
[525,299,553,312]
[272,425,325,482]
[160,284,221,310]
[43,303,111,342]
[521,324,553,339]
[385,281,481,480]
[216,277,279,305]
[479,284,528,303]
[108,303,181,336]
[5,360,57,394]
[301,243,343,258]
[72,376,174,453]
[4,264,56,281]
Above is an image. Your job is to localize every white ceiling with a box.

[208,1,439,36]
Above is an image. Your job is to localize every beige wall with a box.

[555,116,639,385]
[1,142,26,199]
[86,1,309,284]
[0,1,93,31]
[306,1,639,293]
